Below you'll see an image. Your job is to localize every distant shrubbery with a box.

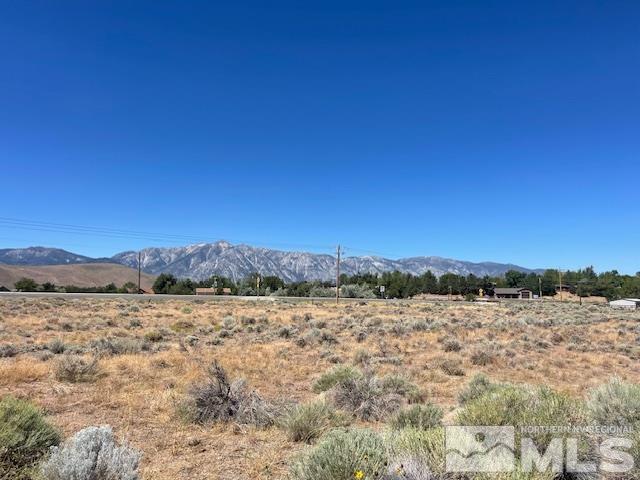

[11,277,140,294]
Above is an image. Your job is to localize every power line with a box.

[0,216,336,253]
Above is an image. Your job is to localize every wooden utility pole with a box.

[558,269,563,302]
[336,245,341,305]
[137,251,141,294]
[538,277,542,299]
[256,274,261,297]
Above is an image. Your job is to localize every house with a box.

[494,287,534,299]
[195,287,232,296]
[609,298,640,310]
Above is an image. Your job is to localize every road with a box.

[0,291,382,303]
[0,291,467,304]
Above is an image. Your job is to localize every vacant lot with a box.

[1,297,639,479]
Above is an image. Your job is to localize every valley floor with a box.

[1,297,639,479]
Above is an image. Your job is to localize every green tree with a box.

[14,277,38,292]
[120,281,138,293]
[152,273,177,294]
[169,279,195,295]
[505,270,526,288]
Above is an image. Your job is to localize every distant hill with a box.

[0,263,155,290]
[0,243,543,283]
[0,246,108,266]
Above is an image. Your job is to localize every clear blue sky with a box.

[1,1,638,273]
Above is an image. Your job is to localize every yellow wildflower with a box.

[354,470,365,480]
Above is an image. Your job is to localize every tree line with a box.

[7,266,640,300]
[151,267,640,300]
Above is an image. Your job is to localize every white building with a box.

[609,298,640,309]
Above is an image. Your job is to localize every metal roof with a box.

[494,287,531,294]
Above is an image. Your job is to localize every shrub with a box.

[470,349,494,366]
[442,339,462,352]
[0,344,18,358]
[384,427,445,479]
[47,339,66,355]
[278,326,296,338]
[439,359,464,376]
[171,320,194,332]
[458,374,501,405]
[389,404,443,430]
[144,330,164,342]
[0,396,60,479]
[586,377,640,426]
[379,375,422,402]
[340,284,376,299]
[54,355,100,383]
[41,425,141,480]
[313,366,362,393]
[90,337,146,356]
[290,428,387,480]
[457,383,584,448]
[184,361,277,427]
[353,349,371,366]
[329,372,403,421]
[280,400,348,443]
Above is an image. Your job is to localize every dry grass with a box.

[0,296,639,479]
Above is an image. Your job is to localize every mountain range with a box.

[0,243,542,282]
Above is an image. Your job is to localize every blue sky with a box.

[1,1,639,273]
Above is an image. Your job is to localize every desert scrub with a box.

[280,400,348,443]
[329,371,403,421]
[290,428,387,480]
[41,425,141,480]
[54,355,100,383]
[586,377,640,426]
[0,396,60,480]
[0,343,18,358]
[439,358,464,376]
[47,338,66,354]
[183,360,278,427]
[457,383,585,448]
[313,365,362,393]
[90,337,147,356]
[379,374,422,402]
[442,339,462,352]
[470,349,494,366]
[384,427,446,478]
[458,373,503,405]
[144,329,165,342]
[388,403,443,430]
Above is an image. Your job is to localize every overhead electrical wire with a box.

[0,216,338,253]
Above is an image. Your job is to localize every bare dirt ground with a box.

[1,297,639,479]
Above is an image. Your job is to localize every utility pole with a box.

[538,277,542,300]
[256,274,261,297]
[558,269,563,302]
[448,285,452,301]
[336,245,341,305]
[137,251,141,294]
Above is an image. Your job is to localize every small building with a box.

[494,287,534,299]
[195,287,232,296]
[610,298,640,310]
